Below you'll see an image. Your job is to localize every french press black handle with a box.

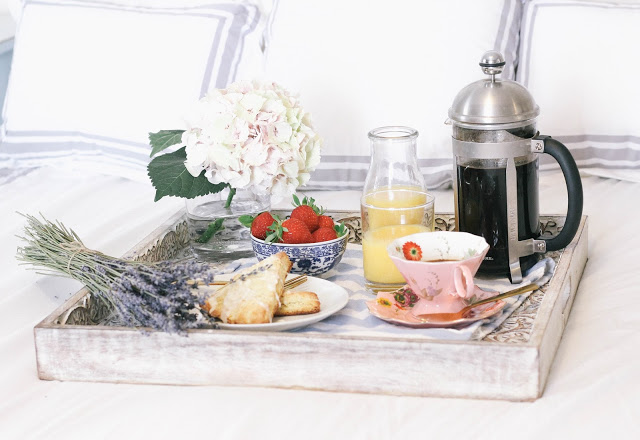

[535,135,584,251]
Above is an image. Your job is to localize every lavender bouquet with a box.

[16,214,217,334]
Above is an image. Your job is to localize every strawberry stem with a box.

[291,193,324,215]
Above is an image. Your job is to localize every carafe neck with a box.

[364,126,425,194]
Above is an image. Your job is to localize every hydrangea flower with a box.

[181,80,322,203]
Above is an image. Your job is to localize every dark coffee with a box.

[456,160,540,278]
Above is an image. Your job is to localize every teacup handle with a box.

[453,265,475,299]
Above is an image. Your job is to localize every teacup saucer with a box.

[366,285,506,329]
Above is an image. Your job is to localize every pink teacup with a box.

[387,231,489,315]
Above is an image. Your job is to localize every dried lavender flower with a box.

[109,261,215,334]
[16,213,218,335]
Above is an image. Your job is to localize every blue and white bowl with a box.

[250,233,348,276]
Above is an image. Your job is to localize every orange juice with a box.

[361,188,435,285]
[362,223,431,284]
[363,187,428,230]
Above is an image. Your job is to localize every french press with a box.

[448,51,583,283]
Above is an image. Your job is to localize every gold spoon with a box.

[414,283,539,322]
[209,274,308,290]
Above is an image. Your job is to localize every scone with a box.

[205,285,321,318]
[201,287,225,319]
[203,252,292,324]
[275,291,321,316]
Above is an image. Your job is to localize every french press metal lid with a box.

[448,51,583,283]
[449,51,539,128]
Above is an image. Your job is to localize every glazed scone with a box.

[204,252,292,324]
[204,285,320,318]
[202,253,290,318]
[275,291,321,316]
[201,287,225,319]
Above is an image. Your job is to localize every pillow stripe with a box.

[1,151,152,181]
[541,160,640,171]
[4,129,150,148]
[0,139,150,162]
[306,156,453,191]
[559,134,640,147]
[540,144,640,168]
[494,0,523,79]
[204,3,260,91]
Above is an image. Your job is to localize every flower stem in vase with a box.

[185,187,270,261]
[195,218,225,243]
[224,186,236,209]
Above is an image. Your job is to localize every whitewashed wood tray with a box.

[34,211,588,401]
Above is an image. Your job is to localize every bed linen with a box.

[0,167,638,439]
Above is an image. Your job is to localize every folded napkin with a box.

[467,257,555,340]
[206,245,556,341]
[295,245,556,341]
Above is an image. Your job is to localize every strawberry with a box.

[402,241,423,261]
[291,194,324,232]
[291,205,319,232]
[312,226,338,242]
[281,218,313,244]
[317,215,334,229]
[239,212,277,240]
[251,212,277,240]
[265,217,313,244]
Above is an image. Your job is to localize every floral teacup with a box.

[387,231,489,315]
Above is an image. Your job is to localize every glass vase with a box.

[185,187,270,261]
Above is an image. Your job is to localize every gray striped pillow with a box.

[517,0,640,181]
[0,0,274,183]
[265,0,524,191]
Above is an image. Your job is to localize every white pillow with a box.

[264,0,523,190]
[0,0,274,182]
[518,0,640,181]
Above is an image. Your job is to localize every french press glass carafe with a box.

[448,51,583,283]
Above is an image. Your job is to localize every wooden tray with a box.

[34,211,588,401]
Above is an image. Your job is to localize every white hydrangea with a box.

[182,80,322,202]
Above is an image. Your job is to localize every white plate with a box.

[216,276,349,332]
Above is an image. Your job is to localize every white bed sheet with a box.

[0,167,638,439]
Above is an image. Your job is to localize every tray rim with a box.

[33,209,589,400]
[36,209,578,348]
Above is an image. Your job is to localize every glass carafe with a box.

[360,126,435,290]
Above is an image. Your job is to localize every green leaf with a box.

[238,215,255,228]
[291,193,324,214]
[149,130,185,157]
[334,222,347,237]
[195,218,225,243]
[265,215,286,243]
[147,147,226,201]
